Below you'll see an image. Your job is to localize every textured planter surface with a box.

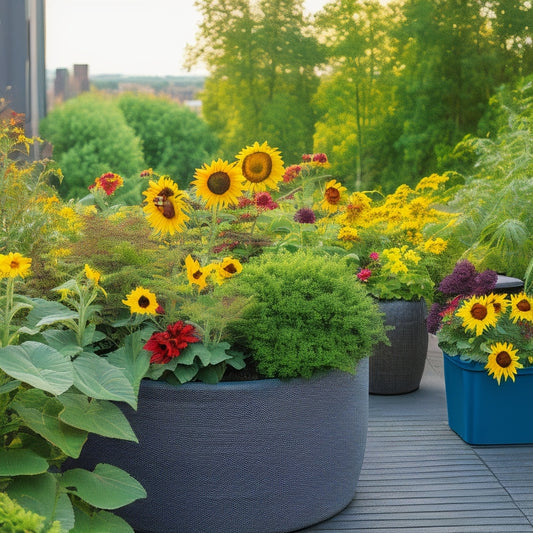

[369,299,428,395]
[75,359,369,533]
[444,353,533,445]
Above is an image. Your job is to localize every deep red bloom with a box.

[89,172,123,195]
[301,154,312,162]
[369,252,379,261]
[357,268,372,282]
[143,321,200,364]
[312,153,328,164]
[254,191,278,210]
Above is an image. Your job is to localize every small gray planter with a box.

[370,299,428,395]
[76,358,369,533]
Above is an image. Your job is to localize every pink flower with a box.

[282,165,302,183]
[369,252,379,261]
[357,268,372,282]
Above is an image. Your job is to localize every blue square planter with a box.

[444,353,533,445]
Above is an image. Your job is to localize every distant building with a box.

[0,0,46,143]
[50,64,89,108]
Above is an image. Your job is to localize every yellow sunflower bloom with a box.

[192,159,244,209]
[236,141,284,192]
[485,341,523,385]
[122,287,159,315]
[185,254,211,291]
[320,179,347,214]
[215,257,243,285]
[487,293,509,315]
[0,252,32,279]
[142,176,190,236]
[509,292,533,324]
[456,295,498,336]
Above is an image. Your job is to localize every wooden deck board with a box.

[299,335,533,532]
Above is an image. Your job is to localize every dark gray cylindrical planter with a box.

[75,358,369,533]
[369,299,428,395]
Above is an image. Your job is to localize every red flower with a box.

[282,164,302,183]
[369,252,379,261]
[89,172,123,195]
[144,321,200,364]
[312,153,328,164]
[357,268,372,282]
[254,191,278,210]
[301,154,312,162]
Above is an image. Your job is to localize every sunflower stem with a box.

[1,278,14,347]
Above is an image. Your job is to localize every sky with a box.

[45,0,329,77]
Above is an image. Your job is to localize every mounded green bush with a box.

[228,250,387,379]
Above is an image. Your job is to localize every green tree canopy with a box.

[117,93,218,188]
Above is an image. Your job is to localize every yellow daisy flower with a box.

[236,141,284,192]
[122,287,159,315]
[509,293,533,324]
[320,179,347,214]
[456,295,498,336]
[337,226,359,241]
[142,176,190,236]
[485,341,523,385]
[192,159,244,209]
[215,257,243,285]
[184,254,211,291]
[0,252,32,279]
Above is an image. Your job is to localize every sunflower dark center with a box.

[193,269,202,280]
[242,152,272,183]
[207,171,231,195]
[470,303,487,320]
[138,296,150,308]
[224,263,237,274]
[325,187,341,204]
[10,260,19,269]
[517,299,531,312]
[496,350,512,368]
[493,302,502,313]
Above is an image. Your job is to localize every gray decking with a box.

[300,335,533,532]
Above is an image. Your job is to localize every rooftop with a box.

[301,335,533,532]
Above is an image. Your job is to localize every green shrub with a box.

[227,250,387,379]
[39,93,145,199]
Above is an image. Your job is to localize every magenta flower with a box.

[357,268,372,282]
[369,252,379,261]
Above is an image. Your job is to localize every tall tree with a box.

[186,0,324,162]
[313,0,402,190]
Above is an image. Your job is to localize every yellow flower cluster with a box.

[381,246,421,275]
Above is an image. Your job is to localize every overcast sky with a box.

[45,0,329,77]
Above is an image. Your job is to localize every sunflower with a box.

[215,257,243,285]
[142,176,190,236]
[456,295,498,336]
[122,287,159,315]
[485,341,523,385]
[320,179,347,214]
[0,252,32,279]
[487,293,509,315]
[192,159,244,209]
[509,292,533,324]
[185,254,211,291]
[236,141,284,192]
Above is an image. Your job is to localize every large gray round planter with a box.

[369,299,428,395]
[76,358,369,533]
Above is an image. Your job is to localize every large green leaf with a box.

[25,298,78,328]
[107,330,151,392]
[42,328,83,357]
[72,353,137,408]
[0,341,74,395]
[0,448,49,476]
[72,508,135,533]
[12,390,88,458]
[61,463,146,510]
[58,392,138,442]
